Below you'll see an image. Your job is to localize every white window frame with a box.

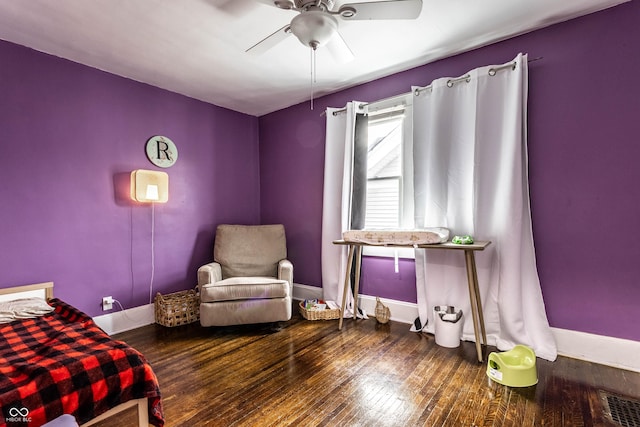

[362,94,415,259]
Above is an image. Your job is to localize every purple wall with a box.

[0,41,261,316]
[259,1,640,341]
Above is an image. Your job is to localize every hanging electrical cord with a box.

[111,201,156,322]
[149,202,155,304]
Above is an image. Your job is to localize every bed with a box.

[0,282,164,427]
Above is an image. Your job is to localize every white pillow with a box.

[0,297,54,324]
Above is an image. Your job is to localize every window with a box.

[361,95,414,258]
[365,114,403,229]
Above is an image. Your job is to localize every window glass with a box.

[365,115,403,229]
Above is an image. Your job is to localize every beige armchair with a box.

[197,224,293,327]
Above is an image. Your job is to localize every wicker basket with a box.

[154,288,200,327]
[299,301,341,321]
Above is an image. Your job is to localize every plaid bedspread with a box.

[0,299,163,427]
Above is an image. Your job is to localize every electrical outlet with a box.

[102,296,113,311]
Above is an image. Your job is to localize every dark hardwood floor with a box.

[101,309,640,426]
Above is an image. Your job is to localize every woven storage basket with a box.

[154,288,200,327]
[299,301,341,321]
[375,297,391,324]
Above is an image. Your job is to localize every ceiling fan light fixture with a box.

[290,10,338,48]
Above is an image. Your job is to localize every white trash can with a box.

[433,305,464,348]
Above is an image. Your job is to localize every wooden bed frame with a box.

[0,282,150,427]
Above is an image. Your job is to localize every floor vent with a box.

[601,391,640,427]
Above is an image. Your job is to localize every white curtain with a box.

[412,53,557,361]
[321,102,366,317]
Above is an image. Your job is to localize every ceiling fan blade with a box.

[245,24,291,55]
[210,0,249,15]
[210,0,275,13]
[339,0,423,20]
[326,32,355,63]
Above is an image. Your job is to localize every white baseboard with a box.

[358,294,419,324]
[551,327,640,373]
[92,284,640,373]
[95,282,321,336]
[292,282,323,302]
[293,284,420,324]
[93,303,155,336]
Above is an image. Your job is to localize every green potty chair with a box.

[486,344,538,387]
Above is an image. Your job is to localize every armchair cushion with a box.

[201,277,289,303]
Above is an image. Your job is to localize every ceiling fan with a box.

[246,0,423,58]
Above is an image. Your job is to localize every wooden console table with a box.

[333,239,491,362]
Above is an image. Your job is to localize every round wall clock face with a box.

[145,135,178,168]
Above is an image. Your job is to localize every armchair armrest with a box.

[198,262,222,289]
[278,259,293,289]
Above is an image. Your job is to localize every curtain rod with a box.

[322,93,409,117]
[323,94,405,117]
[414,56,543,96]
[325,56,543,116]
[359,92,409,111]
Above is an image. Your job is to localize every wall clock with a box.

[145,135,178,168]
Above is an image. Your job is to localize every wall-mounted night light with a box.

[130,169,168,203]
[130,169,169,304]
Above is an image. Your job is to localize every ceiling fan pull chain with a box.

[313,45,317,84]
[310,47,316,110]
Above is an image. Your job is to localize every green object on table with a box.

[452,235,474,244]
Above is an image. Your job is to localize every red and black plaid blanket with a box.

[0,299,164,427]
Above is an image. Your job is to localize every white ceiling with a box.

[0,0,628,116]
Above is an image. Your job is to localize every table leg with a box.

[470,251,487,349]
[338,244,355,330]
[352,245,363,320]
[464,250,485,362]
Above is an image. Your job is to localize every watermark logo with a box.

[6,406,31,423]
